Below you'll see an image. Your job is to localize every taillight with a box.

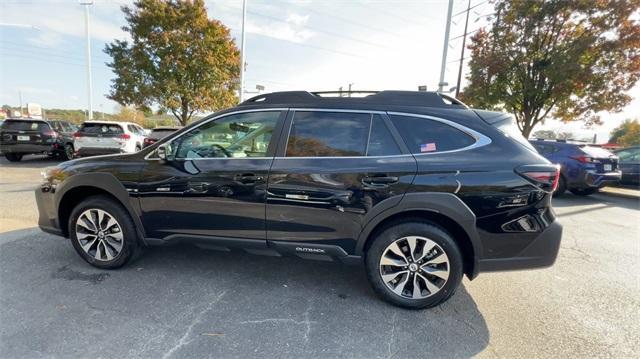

[144,138,156,145]
[516,165,560,192]
[119,133,131,140]
[73,132,83,138]
[43,130,58,138]
[570,155,595,163]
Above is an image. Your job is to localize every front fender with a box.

[54,172,146,241]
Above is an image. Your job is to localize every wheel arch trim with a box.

[356,192,482,278]
[54,173,146,242]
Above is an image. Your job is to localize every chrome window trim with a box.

[144,108,288,160]
[144,108,492,161]
[278,108,491,159]
[386,111,492,156]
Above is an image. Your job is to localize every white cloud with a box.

[286,13,309,26]
[0,2,127,46]
[246,16,315,44]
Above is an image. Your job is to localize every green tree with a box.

[610,119,640,146]
[461,0,640,138]
[105,0,240,126]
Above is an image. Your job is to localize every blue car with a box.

[530,139,621,196]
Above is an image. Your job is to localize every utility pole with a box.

[438,0,454,92]
[348,83,353,97]
[455,0,471,97]
[239,0,247,102]
[80,0,94,120]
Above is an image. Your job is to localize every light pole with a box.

[438,0,454,92]
[80,0,94,120]
[239,0,247,102]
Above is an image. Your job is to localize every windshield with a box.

[580,146,615,158]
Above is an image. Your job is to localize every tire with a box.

[553,175,567,197]
[68,195,141,269]
[4,153,23,162]
[62,143,75,161]
[365,220,463,309]
[570,188,598,196]
[135,144,142,152]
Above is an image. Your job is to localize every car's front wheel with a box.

[365,220,463,309]
[68,196,141,269]
[4,153,23,162]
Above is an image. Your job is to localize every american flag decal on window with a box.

[420,143,437,152]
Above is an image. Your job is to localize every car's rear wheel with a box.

[4,153,23,162]
[68,196,141,269]
[570,188,598,196]
[553,175,567,197]
[365,220,463,309]
[62,143,74,160]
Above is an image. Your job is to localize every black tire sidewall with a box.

[5,153,22,162]
[68,196,138,269]
[365,221,463,309]
[63,143,74,160]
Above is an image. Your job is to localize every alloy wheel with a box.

[379,236,450,299]
[75,209,124,261]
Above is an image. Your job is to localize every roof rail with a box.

[239,90,468,108]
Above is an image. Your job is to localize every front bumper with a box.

[477,220,562,272]
[35,185,64,236]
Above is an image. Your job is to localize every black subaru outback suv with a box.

[35,91,562,308]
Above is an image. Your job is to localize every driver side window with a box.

[173,111,281,159]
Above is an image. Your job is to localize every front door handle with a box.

[234,173,264,184]
[362,175,399,186]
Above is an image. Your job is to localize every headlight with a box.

[41,166,64,183]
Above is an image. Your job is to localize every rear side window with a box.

[80,123,124,135]
[1,120,49,131]
[389,115,475,154]
[286,112,370,157]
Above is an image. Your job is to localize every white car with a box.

[73,121,146,157]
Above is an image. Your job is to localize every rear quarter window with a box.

[389,114,475,154]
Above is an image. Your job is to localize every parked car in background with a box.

[0,118,76,161]
[36,91,563,309]
[73,121,146,157]
[143,127,182,148]
[614,146,640,185]
[530,139,621,196]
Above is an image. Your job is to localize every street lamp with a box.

[80,0,94,120]
[239,0,247,102]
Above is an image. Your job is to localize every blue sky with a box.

[1,0,638,142]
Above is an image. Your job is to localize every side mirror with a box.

[157,143,170,161]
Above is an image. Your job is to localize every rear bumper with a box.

[0,143,58,154]
[477,220,562,272]
[76,147,124,157]
[585,171,621,188]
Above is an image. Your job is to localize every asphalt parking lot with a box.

[1,155,639,358]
